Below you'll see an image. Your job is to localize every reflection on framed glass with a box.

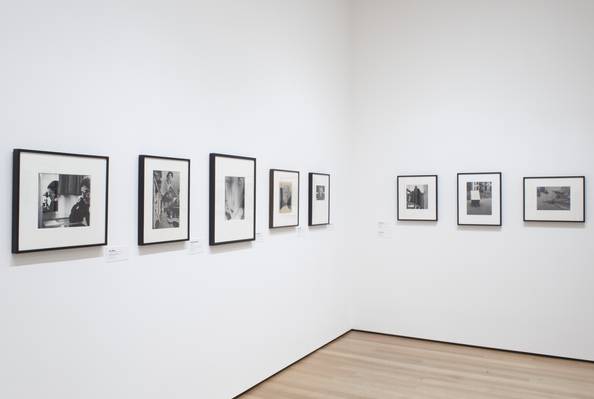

[457,172,502,226]
[138,155,190,245]
[269,169,299,228]
[12,149,109,253]
[524,176,585,222]
[397,175,438,221]
[308,172,330,226]
[209,153,256,245]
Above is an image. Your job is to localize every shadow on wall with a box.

[10,246,103,267]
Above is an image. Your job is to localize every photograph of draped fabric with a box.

[210,153,256,245]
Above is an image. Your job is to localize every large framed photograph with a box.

[308,173,330,226]
[269,169,299,228]
[209,153,256,245]
[12,149,109,253]
[138,155,190,245]
[524,176,585,222]
[457,172,502,226]
[397,175,438,221]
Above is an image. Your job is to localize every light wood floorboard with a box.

[238,331,594,399]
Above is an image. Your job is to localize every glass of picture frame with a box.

[308,172,330,226]
[457,172,502,226]
[138,155,190,245]
[12,149,109,253]
[269,169,299,228]
[209,153,256,245]
[523,176,585,222]
[396,175,438,221]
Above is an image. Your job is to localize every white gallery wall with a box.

[2,1,594,399]
[350,0,594,361]
[0,1,352,398]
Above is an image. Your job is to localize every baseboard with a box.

[231,329,352,398]
[233,327,593,398]
[352,328,594,364]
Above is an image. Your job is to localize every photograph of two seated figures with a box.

[39,173,91,228]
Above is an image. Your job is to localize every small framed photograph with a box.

[524,176,585,222]
[309,173,330,226]
[269,169,299,228]
[209,153,256,245]
[397,175,438,221]
[457,172,502,226]
[138,155,190,245]
[12,149,109,253]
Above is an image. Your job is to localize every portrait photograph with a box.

[309,172,330,226]
[457,172,502,226]
[209,153,256,245]
[269,169,299,228]
[397,175,438,221]
[12,149,109,253]
[524,176,585,222]
[139,155,190,245]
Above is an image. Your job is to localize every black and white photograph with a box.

[13,149,109,253]
[407,185,428,209]
[210,153,256,245]
[457,172,501,226]
[397,175,438,221]
[225,176,245,220]
[524,177,585,222]
[309,173,330,226]
[38,173,91,228]
[279,182,293,213]
[316,185,326,201]
[536,186,571,211]
[466,181,492,215]
[139,155,190,246]
[153,170,181,229]
[269,169,299,228]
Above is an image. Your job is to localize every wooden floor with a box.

[239,330,594,399]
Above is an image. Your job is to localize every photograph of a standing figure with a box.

[457,172,501,226]
[406,184,428,209]
[466,181,492,215]
[153,170,180,229]
[396,175,438,222]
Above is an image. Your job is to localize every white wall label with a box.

[104,246,129,263]
[187,238,203,255]
[377,221,392,239]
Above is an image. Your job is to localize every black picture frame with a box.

[269,169,300,229]
[523,176,585,223]
[396,174,438,221]
[138,155,191,246]
[457,172,502,226]
[308,172,330,226]
[12,148,109,254]
[209,153,257,245]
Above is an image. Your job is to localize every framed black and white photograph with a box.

[524,176,585,222]
[308,173,330,226]
[457,172,502,226]
[138,155,190,245]
[209,153,256,245]
[12,149,109,253]
[269,169,299,228]
[397,175,438,221]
